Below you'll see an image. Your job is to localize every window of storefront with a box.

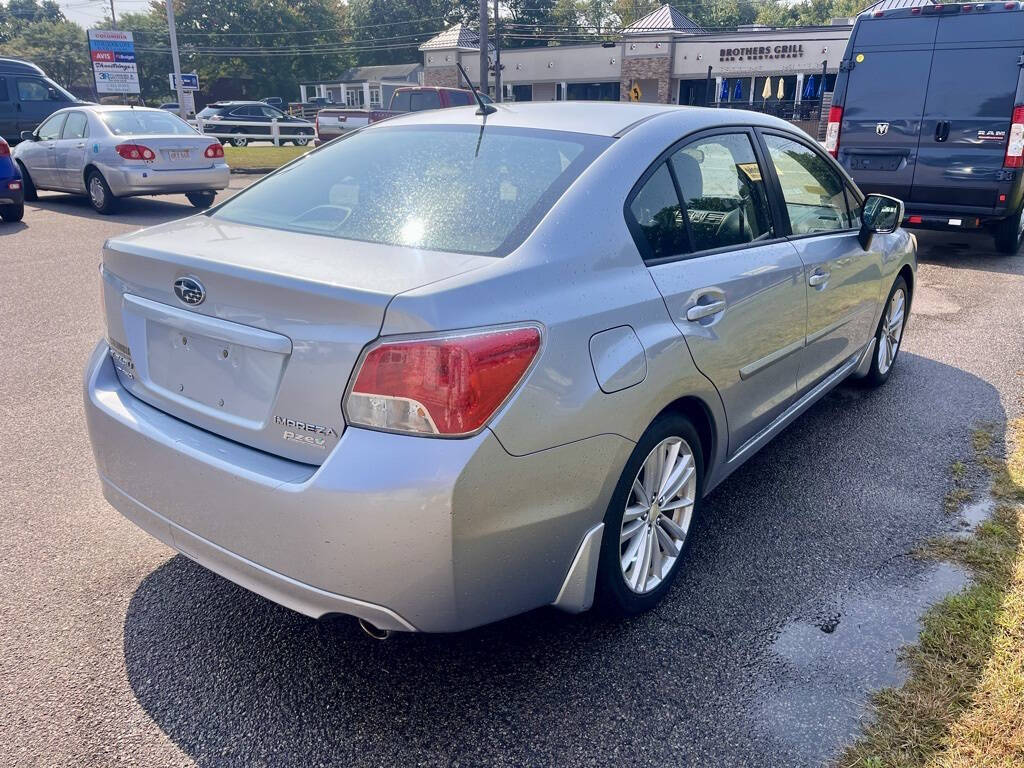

[369,86,383,108]
[566,82,620,101]
[512,84,533,102]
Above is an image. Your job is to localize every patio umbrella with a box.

[720,79,729,101]
[762,77,772,101]
[733,79,743,100]
[777,78,785,100]
[803,75,816,99]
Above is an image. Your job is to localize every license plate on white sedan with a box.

[165,149,191,162]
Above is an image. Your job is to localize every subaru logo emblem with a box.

[173,276,206,306]
[876,122,890,136]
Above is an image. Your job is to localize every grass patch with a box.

[839,420,1024,768]
[224,145,311,170]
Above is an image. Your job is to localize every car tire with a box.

[993,207,1024,254]
[0,203,24,222]
[595,413,704,616]
[186,190,216,209]
[860,275,909,388]
[230,132,248,148]
[292,133,311,147]
[17,161,38,202]
[86,170,118,215]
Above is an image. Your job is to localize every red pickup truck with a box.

[314,86,490,144]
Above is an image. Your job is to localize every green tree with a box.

[0,18,87,87]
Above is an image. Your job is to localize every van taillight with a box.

[824,105,843,157]
[1005,105,1024,168]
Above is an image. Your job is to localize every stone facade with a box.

[620,55,672,103]
[423,65,460,89]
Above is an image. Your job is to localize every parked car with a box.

[197,101,315,147]
[84,103,915,636]
[0,135,24,222]
[0,57,85,144]
[14,105,229,214]
[260,97,283,107]
[315,86,491,144]
[829,1,1024,253]
[158,103,179,111]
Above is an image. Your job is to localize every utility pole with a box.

[493,0,501,102]
[165,0,186,119]
[479,0,488,98]
[108,0,116,26]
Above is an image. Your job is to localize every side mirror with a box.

[858,193,904,250]
[47,87,60,101]
[20,130,36,142]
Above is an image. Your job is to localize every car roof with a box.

[376,101,803,138]
[60,105,170,115]
[0,57,45,75]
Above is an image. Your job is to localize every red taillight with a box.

[0,139,9,157]
[908,215,923,224]
[872,9,884,16]
[204,143,224,158]
[1005,105,1024,168]
[824,105,843,157]
[116,143,156,161]
[314,113,320,133]
[345,326,542,436]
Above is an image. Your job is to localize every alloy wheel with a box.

[877,287,906,375]
[89,176,105,208]
[619,436,697,594]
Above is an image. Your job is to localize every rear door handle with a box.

[75,142,85,148]
[808,271,830,287]
[935,120,950,142]
[686,299,727,321]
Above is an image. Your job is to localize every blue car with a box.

[0,135,24,222]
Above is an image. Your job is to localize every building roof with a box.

[419,23,496,52]
[330,63,421,83]
[621,4,705,34]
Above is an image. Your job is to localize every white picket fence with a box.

[189,117,314,146]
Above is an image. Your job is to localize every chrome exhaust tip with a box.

[358,618,392,641]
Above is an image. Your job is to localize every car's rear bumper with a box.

[103,163,230,197]
[84,342,627,632]
[1,175,24,206]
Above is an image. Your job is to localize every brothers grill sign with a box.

[719,44,805,62]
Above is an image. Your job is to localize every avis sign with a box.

[88,29,140,95]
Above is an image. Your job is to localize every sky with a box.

[59,0,156,29]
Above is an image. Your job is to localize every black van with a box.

[829,0,1024,252]
[0,58,82,145]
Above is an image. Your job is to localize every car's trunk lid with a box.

[122,133,220,171]
[101,215,493,464]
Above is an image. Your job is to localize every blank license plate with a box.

[166,149,191,161]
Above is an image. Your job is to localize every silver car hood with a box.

[100,215,494,463]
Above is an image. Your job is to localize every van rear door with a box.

[910,13,1024,209]
[839,17,938,200]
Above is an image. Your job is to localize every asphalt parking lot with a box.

[1,186,1022,767]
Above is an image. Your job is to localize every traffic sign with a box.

[169,72,200,92]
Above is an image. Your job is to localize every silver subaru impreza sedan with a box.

[84,102,915,635]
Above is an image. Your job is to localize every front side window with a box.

[213,125,611,256]
[763,133,854,234]
[391,91,411,112]
[62,111,88,140]
[629,163,688,261]
[17,78,50,102]
[37,113,66,140]
[671,133,773,252]
[101,110,197,136]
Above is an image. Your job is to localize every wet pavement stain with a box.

[753,560,969,764]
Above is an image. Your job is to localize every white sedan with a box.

[13,105,229,214]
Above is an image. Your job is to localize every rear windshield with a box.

[213,124,611,256]
[102,110,197,136]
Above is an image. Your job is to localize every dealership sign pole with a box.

[87,29,140,99]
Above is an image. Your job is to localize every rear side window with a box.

[410,91,442,111]
[0,78,8,102]
[763,134,853,233]
[213,125,611,256]
[629,163,688,261]
[62,111,89,139]
[448,91,472,107]
[671,133,773,252]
